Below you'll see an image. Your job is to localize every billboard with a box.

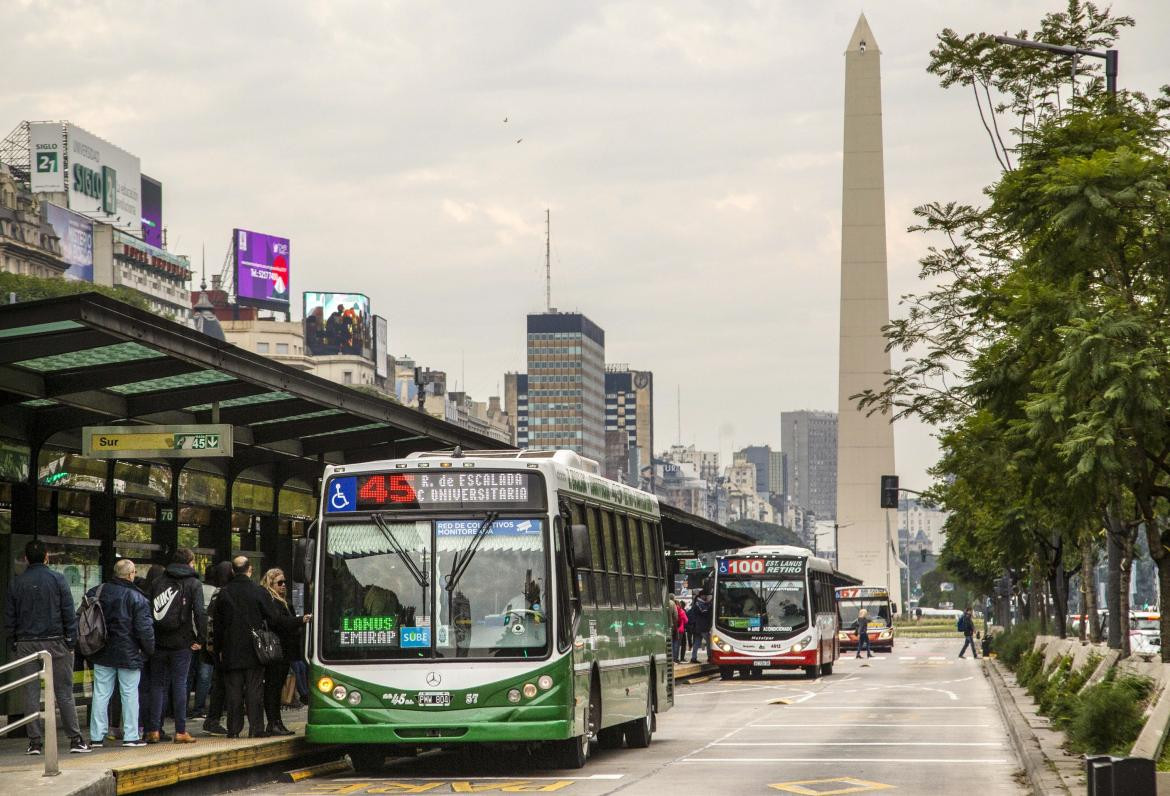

[304,292,372,359]
[374,315,389,378]
[64,124,141,227]
[28,122,65,193]
[141,175,163,248]
[234,228,290,309]
[45,203,94,282]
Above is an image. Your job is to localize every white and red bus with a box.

[709,545,858,680]
[836,586,895,652]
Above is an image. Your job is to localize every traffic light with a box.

[880,475,899,508]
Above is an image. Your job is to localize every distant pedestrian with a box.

[688,591,713,663]
[855,608,873,658]
[3,540,90,755]
[213,556,310,738]
[958,608,979,659]
[145,548,207,744]
[87,558,155,748]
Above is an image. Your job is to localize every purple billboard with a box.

[234,228,290,309]
[140,175,163,248]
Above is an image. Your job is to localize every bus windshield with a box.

[715,576,808,637]
[320,518,549,661]
[839,599,892,629]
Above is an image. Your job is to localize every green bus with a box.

[294,448,673,770]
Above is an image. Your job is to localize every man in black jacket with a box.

[3,540,90,755]
[145,548,207,744]
[212,556,309,738]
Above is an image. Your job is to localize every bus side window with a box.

[553,514,574,652]
[613,513,634,608]
[569,501,594,608]
[650,521,665,607]
[588,506,610,606]
[627,517,647,608]
[600,510,622,609]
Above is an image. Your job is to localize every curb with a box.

[985,659,1070,796]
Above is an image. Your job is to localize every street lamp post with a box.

[992,35,1118,97]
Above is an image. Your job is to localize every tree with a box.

[0,272,153,311]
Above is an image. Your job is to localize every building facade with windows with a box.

[526,312,605,463]
[780,410,838,520]
[604,366,653,485]
[0,166,68,279]
[504,372,529,448]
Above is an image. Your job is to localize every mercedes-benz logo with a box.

[425,671,441,687]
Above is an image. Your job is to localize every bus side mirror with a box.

[293,537,316,585]
[570,524,592,569]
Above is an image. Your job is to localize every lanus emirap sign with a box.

[28,122,141,230]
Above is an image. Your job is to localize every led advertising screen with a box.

[235,228,290,309]
[140,175,163,248]
[304,292,371,358]
[45,203,94,282]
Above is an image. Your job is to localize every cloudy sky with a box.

[4,1,1167,491]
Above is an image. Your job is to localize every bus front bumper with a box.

[305,706,572,745]
[709,649,818,667]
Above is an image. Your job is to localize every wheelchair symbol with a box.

[330,482,352,511]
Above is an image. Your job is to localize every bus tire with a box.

[624,682,653,748]
[597,726,623,749]
[348,746,385,773]
[820,661,834,676]
[549,733,589,769]
[803,664,819,680]
[719,666,734,681]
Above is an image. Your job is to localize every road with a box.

[233,638,1024,796]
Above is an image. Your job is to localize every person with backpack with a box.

[688,590,713,663]
[86,558,155,747]
[3,539,90,755]
[958,608,979,659]
[144,548,207,744]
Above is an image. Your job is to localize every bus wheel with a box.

[820,661,834,676]
[803,664,819,680]
[597,726,624,749]
[549,733,588,769]
[624,683,653,748]
[348,746,385,773]
[719,666,734,681]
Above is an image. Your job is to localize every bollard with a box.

[1084,755,1155,796]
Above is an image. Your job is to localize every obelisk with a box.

[836,14,900,609]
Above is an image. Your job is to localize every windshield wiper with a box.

[371,513,428,589]
[445,511,499,595]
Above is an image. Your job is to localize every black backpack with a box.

[151,575,189,633]
[76,585,107,658]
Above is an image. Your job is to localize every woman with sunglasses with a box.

[259,569,300,736]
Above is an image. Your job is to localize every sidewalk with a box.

[0,708,316,796]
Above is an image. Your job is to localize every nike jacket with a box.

[151,563,208,651]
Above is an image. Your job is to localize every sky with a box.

[4,1,1168,493]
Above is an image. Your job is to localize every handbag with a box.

[281,673,297,706]
[252,622,284,665]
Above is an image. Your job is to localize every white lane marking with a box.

[899,656,918,660]
[676,684,817,697]
[929,656,948,660]
[749,723,994,728]
[680,757,1014,764]
[713,741,1002,747]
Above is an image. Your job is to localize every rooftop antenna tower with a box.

[545,209,551,312]
[200,244,206,291]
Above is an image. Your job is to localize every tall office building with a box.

[504,372,529,448]
[604,366,654,485]
[733,445,784,498]
[526,312,605,463]
[780,411,838,520]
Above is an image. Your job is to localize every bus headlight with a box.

[711,634,732,652]
[317,676,334,693]
[791,642,804,653]
[507,689,522,703]
[347,690,363,706]
[522,683,538,699]
[537,675,554,691]
[332,684,348,701]
[838,631,849,641]
[879,630,892,640]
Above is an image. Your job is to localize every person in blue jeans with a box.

[855,608,873,658]
[145,548,207,744]
[87,558,155,747]
[958,608,980,659]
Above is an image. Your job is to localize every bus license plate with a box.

[418,691,451,707]
[752,660,772,667]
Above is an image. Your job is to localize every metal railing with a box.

[0,651,58,776]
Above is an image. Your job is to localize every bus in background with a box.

[836,586,895,653]
[295,449,671,771]
[709,545,858,681]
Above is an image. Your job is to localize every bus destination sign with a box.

[326,470,545,513]
[719,557,804,576]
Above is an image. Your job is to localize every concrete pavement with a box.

[234,638,1025,795]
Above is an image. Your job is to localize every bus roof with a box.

[722,544,837,575]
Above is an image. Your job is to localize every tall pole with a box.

[545,209,551,312]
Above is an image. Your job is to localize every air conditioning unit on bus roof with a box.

[407,448,600,475]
